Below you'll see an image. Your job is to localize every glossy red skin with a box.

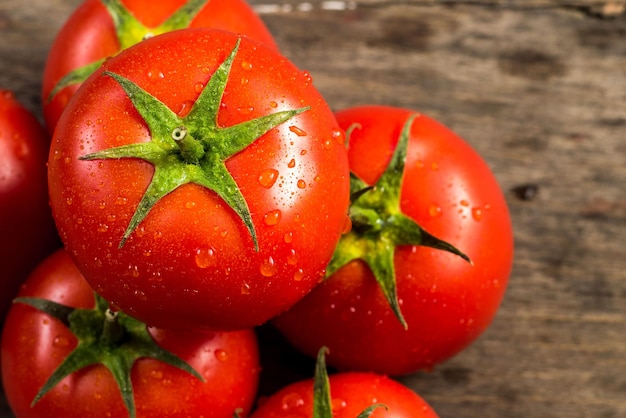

[1,249,261,418]
[42,0,279,133]
[250,372,439,418]
[47,29,350,331]
[0,91,59,322]
[274,105,514,375]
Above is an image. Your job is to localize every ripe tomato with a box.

[47,29,350,331]
[273,105,514,375]
[42,0,279,133]
[251,364,438,418]
[1,249,261,418]
[0,90,59,322]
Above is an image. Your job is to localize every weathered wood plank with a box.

[1,1,625,418]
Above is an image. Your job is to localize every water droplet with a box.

[281,392,305,411]
[107,214,116,222]
[287,249,298,265]
[97,224,109,233]
[300,149,307,156]
[301,70,313,85]
[472,207,483,221]
[66,197,73,206]
[289,125,307,137]
[147,70,164,83]
[241,282,251,295]
[264,209,282,226]
[214,349,228,362]
[237,106,254,115]
[134,289,147,300]
[293,268,304,281]
[53,336,70,347]
[260,256,277,277]
[460,199,470,207]
[195,248,216,268]
[129,265,140,278]
[150,370,164,380]
[331,127,345,144]
[258,168,279,188]
[269,101,278,108]
[331,397,347,412]
[297,179,307,189]
[185,201,196,209]
[116,196,128,205]
[287,159,296,168]
[240,77,249,85]
[429,205,442,217]
[283,231,294,243]
[177,100,195,117]
[322,138,333,150]
[240,61,253,71]
[194,82,204,93]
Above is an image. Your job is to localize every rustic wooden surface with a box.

[1,1,625,417]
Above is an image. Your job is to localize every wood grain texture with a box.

[1,1,625,417]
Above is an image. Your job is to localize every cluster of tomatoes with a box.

[0,1,514,417]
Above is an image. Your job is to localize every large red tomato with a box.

[0,90,59,322]
[47,29,350,331]
[1,249,261,418]
[42,0,279,133]
[273,105,514,375]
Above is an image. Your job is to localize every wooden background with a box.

[1,0,625,417]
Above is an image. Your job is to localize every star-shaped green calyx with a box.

[327,114,471,329]
[80,39,309,250]
[48,0,211,101]
[15,294,203,418]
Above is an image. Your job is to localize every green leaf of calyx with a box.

[326,114,471,330]
[48,0,210,102]
[14,294,203,418]
[312,347,387,418]
[80,39,309,250]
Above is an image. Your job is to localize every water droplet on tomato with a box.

[287,159,296,168]
[258,168,279,188]
[264,209,282,226]
[177,100,194,117]
[429,205,442,217]
[283,231,294,243]
[97,223,109,233]
[301,70,313,85]
[185,201,196,209]
[214,349,228,362]
[472,207,483,221]
[293,268,304,281]
[297,179,307,189]
[332,127,345,145]
[287,249,298,266]
[147,70,164,83]
[53,336,70,347]
[331,397,347,412]
[195,248,216,268]
[269,101,278,108]
[241,282,251,295]
[237,106,254,115]
[260,256,277,277]
[240,61,253,71]
[194,82,204,93]
[460,199,470,207]
[280,392,305,410]
[289,125,307,137]
[322,138,333,150]
[66,197,73,206]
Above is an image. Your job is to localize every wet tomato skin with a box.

[0,90,59,322]
[42,0,279,133]
[1,249,261,418]
[273,105,514,375]
[47,29,350,332]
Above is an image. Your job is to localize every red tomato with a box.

[42,0,279,133]
[273,105,514,375]
[47,29,350,331]
[1,249,261,418]
[0,90,59,322]
[251,372,439,418]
